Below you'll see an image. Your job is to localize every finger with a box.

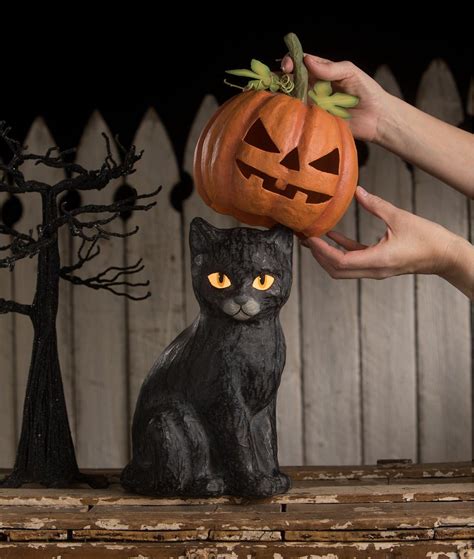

[326,230,367,251]
[281,55,293,73]
[282,54,333,74]
[356,186,398,223]
[304,56,353,81]
[310,249,387,280]
[304,236,391,271]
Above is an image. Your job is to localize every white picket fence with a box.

[0,61,472,468]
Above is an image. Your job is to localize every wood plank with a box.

[73,112,128,468]
[1,461,471,487]
[127,108,184,422]
[0,541,471,559]
[7,530,67,541]
[13,119,73,442]
[2,501,472,531]
[415,59,472,462]
[182,95,239,324]
[4,480,470,507]
[300,200,361,464]
[72,529,208,541]
[285,529,434,541]
[209,530,281,541]
[435,526,474,540]
[359,66,417,464]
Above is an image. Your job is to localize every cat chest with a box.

[221,329,284,406]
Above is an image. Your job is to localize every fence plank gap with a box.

[73,111,128,468]
[359,66,417,464]
[415,59,471,462]
[127,107,184,423]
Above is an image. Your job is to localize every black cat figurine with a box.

[121,217,293,497]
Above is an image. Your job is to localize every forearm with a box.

[376,94,474,198]
[440,236,474,299]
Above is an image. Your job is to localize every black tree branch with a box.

[60,258,151,301]
[0,298,32,316]
[0,236,55,269]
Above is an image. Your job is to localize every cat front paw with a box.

[190,475,225,497]
[235,471,291,497]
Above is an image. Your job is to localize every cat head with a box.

[190,218,293,322]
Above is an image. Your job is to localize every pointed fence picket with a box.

[359,66,417,463]
[415,60,471,462]
[0,59,472,469]
[127,108,184,423]
[72,112,129,468]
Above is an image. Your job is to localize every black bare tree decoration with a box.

[0,122,159,488]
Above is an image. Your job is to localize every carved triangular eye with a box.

[309,148,340,175]
[280,148,300,171]
[243,119,280,153]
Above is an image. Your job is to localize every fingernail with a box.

[357,186,368,197]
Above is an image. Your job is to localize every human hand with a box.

[281,54,390,142]
[301,186,465,281]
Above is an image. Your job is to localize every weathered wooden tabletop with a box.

[0,462,472,558]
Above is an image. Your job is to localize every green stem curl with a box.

[284,32,308,103]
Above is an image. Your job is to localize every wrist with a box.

[374,92,405,148]
[439,235,474,299]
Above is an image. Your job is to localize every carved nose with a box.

[280,147,300,171]
[234,295,249,305]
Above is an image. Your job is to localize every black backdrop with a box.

[1,25,472,172]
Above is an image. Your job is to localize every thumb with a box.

[356,186,396,223]
[304,55,352,82]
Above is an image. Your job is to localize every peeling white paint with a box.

[403,493,415,501]
[433,470,454,477]
[426,552,459,559]
[398,523,423,529]
[95,518,130,530]
[139,522,184,530]
[437,496,461,501]
[434,516,474,527]
[332,521,352,529]
[312,495,339,504]
[22,518,46,529]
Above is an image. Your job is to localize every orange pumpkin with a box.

[193,89,358,237]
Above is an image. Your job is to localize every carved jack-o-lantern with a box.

[194,90,358,237]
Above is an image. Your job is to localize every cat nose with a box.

[234,295,249,305]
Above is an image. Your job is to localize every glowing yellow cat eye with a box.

[208,272,231,289]
[252,274,275,291]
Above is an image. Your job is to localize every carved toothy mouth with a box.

[236,159,333,205]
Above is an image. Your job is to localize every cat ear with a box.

[266,225,293,255]
[189,217,221,256]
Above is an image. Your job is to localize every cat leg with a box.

[251,400,291,494]
[206,394,285,497]
[123,403,223,497]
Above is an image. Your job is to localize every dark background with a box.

[1,25,472,170]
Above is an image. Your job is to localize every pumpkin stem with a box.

[284,33,308,103]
